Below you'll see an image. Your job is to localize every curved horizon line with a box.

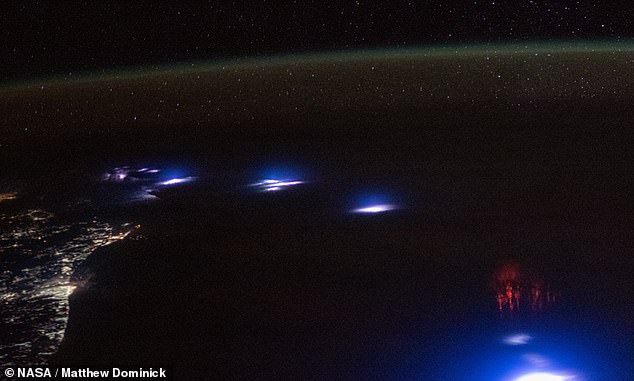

[3,39,634,91]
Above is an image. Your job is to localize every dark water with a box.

[49,180,633,380]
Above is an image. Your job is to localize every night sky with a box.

[2,1,633,81]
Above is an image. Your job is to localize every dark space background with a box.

[1,1,633,80]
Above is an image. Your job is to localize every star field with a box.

[1,1,633,81]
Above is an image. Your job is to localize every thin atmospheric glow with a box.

[504,333,533,346]
[352,204,398,214]
[514,372,569,381]
[249,179,305,192]
[159,177,195,186]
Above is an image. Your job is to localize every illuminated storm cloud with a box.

[101,166,131,182]
[352,204,398,214]
[159,177,196,186]
[513,372,575,381]
[248,165,307,192]
[350,193,400,214]
[503,333,533,346]
[249,179,305,192]
[101,166,162,182]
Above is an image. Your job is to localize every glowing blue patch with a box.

[350,192,401,214]
[249,164,307,192]
[249,179,305,192]
[504,333,533,346]
[159,177,195,186]
[352,204,398,214]
[259,166,302,181]
[513,372,571,381]
[522,354,551,368]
